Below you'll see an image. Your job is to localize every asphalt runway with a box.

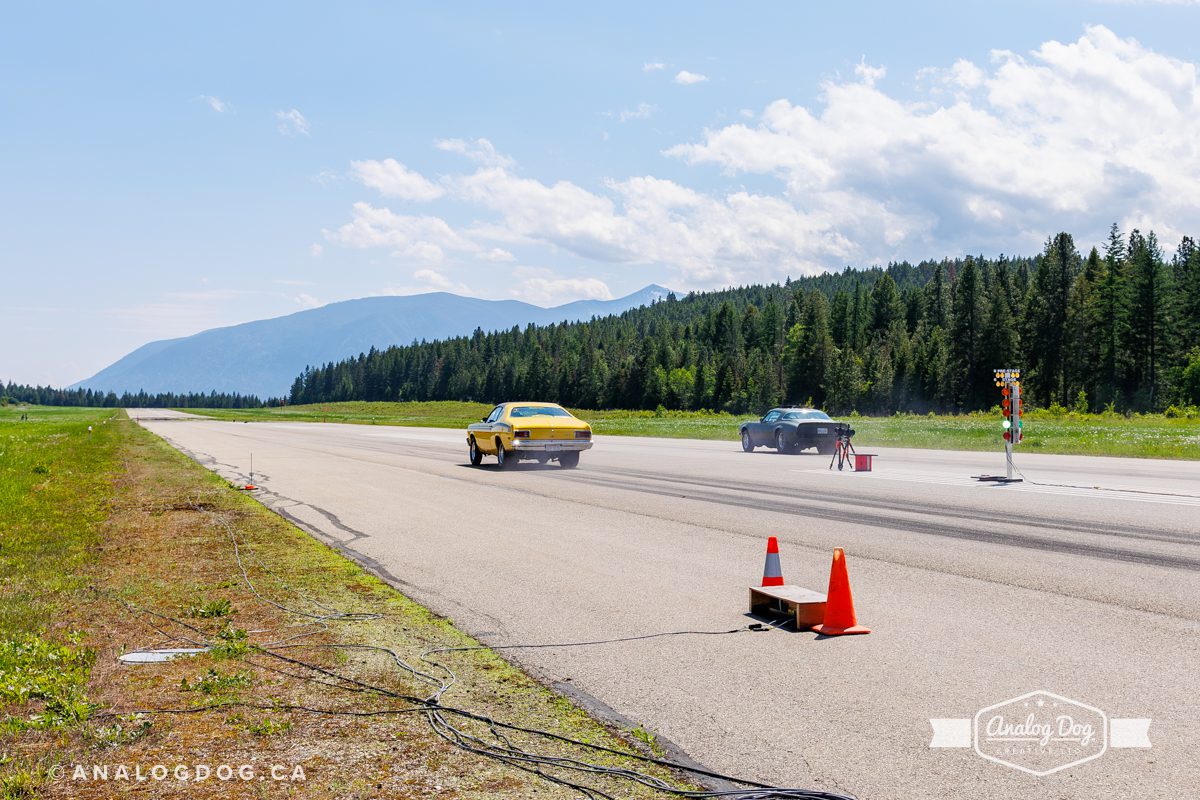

[128,409,1200,799]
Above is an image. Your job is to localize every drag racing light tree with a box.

[980,368,1023,483]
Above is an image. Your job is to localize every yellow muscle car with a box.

[466,402,592,468]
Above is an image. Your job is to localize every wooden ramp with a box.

[748,584,827,630]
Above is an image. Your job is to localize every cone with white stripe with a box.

[761,536,784,587]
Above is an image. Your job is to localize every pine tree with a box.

[949,257,986,409]
[1064,248,1102,409]
[868,273,905,340]
[1174,237,1200,355]
[924,262,951,329]
[1124,230,1173,409]
[824,347,863,414]
[981,273,1020,390]
[783,291,834,405]
[1023,233,1081,406]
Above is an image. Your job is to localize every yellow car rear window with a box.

[509,406,571,418]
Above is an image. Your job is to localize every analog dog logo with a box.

[930,690,1151,776]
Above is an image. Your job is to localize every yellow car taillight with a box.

[574,430,591,439]
[514,430,531,439]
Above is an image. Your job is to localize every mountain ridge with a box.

[72,285,672,398]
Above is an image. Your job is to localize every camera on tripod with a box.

[834,422,855,442]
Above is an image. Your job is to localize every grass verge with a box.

[0,405,700,798]
[188,401,1200,459]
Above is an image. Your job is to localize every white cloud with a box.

[479,247,516,262]
[509,270,613,305]
[643,61,666,72]
[674,70,709,85]
[324,202,480,263]
[329,26,1200,290]
[383,268,472,296]
[293,293,322,309]
[275,108,310,136]
[666,25,1200,258]
[309,243,324,258]
[854,59,886,87]
[199,95,228,113]
[619,102,657,122]
[351,158,444,201]
[449,164,855,284]
[434,137,513,167]
[312,169,341,186]
[413,268,469,292]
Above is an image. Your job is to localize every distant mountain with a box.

[71,285,672,398]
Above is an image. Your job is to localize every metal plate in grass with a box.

[118,647,208,664]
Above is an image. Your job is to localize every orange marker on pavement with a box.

[812,547,870,636]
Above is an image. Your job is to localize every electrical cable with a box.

[106,498,857,799]
[1009,461,1200,499]
[111,601,853,799]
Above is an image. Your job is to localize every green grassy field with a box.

[0,405,119,796]
[0,404,699,798]
[187,401,1200,459]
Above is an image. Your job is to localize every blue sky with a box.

[3,1,1199,386]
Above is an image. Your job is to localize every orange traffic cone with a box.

[761,536,784,587]
[811,547,870,635]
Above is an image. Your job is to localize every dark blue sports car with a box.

[739,407,840,455]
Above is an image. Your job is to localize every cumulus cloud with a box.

[446,165,855,283]
[351,158,444,201]
[434,137,513,167]
[324,202,479,262]
[275,108,310,136]
[667,25,1200,257]
[413,268,471,293]
[674,70,709,85]
[309,243,324,258]
[510,269,613,305]
[293,293,322,309]
[643,61,666,72]
[383,269,472,296]
[854,59,886,86]
[330,26,1200,290]
[479,247,516,262]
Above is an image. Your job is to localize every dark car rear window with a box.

[782,411,832,421]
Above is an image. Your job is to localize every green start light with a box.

[1002,420,1012,429]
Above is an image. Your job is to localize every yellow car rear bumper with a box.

[512,438,593,452]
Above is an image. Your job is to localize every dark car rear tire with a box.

[817,441,835,456]
[469,437,483,465]
[741,430,754,452]
[495,439,509,468]
[559,451,580,469]
[775,430,792,454]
